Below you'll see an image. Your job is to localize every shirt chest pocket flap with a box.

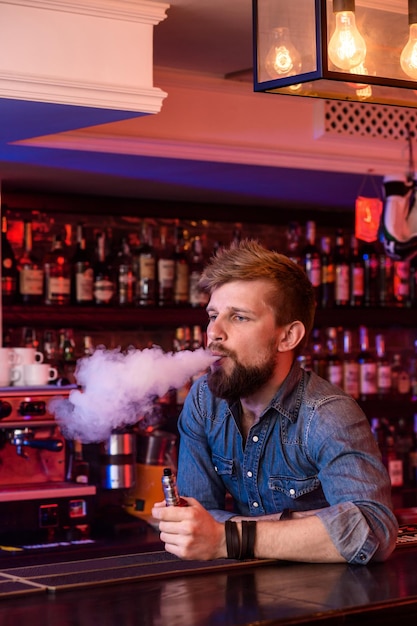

[269,475,320,500]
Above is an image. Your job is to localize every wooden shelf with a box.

[2,304,416,331]
[2,305,209,330]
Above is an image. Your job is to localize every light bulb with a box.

[264,27,302,80]
[401,23,417,80]
[328,9,366,71]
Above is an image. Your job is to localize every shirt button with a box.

[214,466,218,472]
[247,471,253,478]
[289,488,296,496]
[252,435,259,442]
[253,502,259,508]
[359,553,367,562]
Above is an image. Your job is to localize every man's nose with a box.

[207,318,225,342]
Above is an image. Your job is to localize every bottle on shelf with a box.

[310,328,327,379]
[18,219,44,305]
[188,236,209,308]
[43,233,71,306]
[133,222,157,307]
[285,221,302,266]
[349,234,364,308]
[375,333,392,398]
[378,247,394,307]
[157,225,175,307]
[392,259,411,308]
[1,214,18,305]
[43,329,58,367]
[357,325,377,401]
[360,240,379,307]
[71,223,94,305]
[173,225,190,306]
[325,327,343,388]
[58,328,77,383]
[333,229,350,308]
[93,231,116,306]
[342,329,359,399]
[114,236,135,307]
[320,235,335,309]
[301,220,321,306]
[408,414,417,488]
[383,425,404,490]
[391,353,411,396]
[409,340,417,402]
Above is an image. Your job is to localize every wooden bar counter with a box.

[1,530,417,626]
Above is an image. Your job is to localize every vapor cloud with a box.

[49,345,217,443]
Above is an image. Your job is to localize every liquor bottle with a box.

[409,340,417,402]
[349,235,364,308]
[1,214,18,305]
[114,236,134,307]
[360,240,379,307]
[188,236,208,308]
[342,329,359,399]
[301,221,321,305]
[375,334,392,398]
[58,328,77,384]
[357,325,377,401]
[173,326,191,404]
[320,235,335,309]
[379,249,393,307]
[310,328,326,379]
[93,232,115,306]
[71,223,94,305]
[392,259,410,307]
[391,353,411,396]
[408,414,417,488]
[134,222,157,307]
[157,225,175,307]
[333,229,350,308]
[43,233,71,306]
[325,327,343,388]
[383,426,404,489]
[173,225,190,306]
[18,220,44,304]
[285,221,302,266]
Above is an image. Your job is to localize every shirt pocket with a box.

[212,453,234,478]
[268,475,322,508]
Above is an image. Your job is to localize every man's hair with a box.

[199,239,316,353]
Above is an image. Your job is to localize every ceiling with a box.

[0,0,406,214]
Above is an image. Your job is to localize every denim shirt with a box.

[177,361,398,565]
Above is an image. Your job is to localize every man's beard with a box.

[207,348,277,400]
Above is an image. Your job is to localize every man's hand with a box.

[152,498,226,560]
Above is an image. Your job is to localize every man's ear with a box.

[277,321,306,353]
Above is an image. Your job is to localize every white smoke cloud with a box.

[48,345,217,443]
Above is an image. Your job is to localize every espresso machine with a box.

[0,385,96,545]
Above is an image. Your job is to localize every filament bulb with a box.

[401,23,417,80]
[265,27,302,80]
[328,10,366,70]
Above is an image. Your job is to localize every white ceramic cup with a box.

[23,363,58,386]
[11,348,45,386]
[0,361,21,386]
[12,347,44,365]
[0,347,16,368]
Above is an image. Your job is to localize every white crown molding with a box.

[1,0,170,24]
[0,0,169,114]
[0,70,167,113]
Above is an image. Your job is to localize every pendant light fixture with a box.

[253,0,417,108]
[400,0,417,79]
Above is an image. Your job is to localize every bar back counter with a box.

[0,528,417,626]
